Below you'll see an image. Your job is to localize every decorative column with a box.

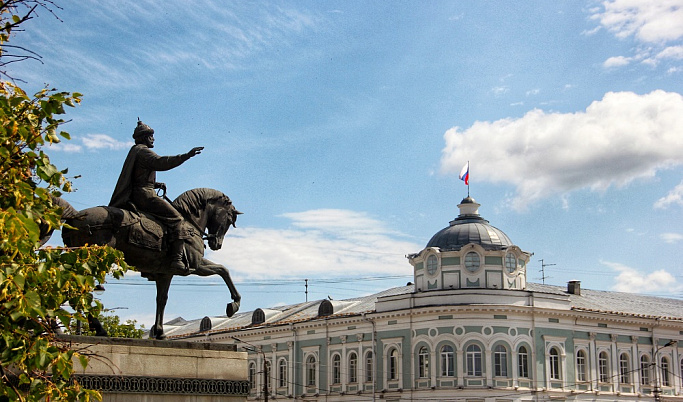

[287,341,294,397]
[631,336,640,395]
[485,348,493,386]
[341,335,347,392]
[456,349,464,387]
[589,333,597,391]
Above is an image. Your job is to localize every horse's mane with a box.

[171,188,229,223]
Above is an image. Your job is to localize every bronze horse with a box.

[55,188,241,339]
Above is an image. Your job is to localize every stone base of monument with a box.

[62,335,248,401]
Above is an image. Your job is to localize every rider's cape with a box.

[110,144,143,208]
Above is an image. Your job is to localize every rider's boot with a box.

[169,239,188,274]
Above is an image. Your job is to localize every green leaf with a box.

[78,354,89,370]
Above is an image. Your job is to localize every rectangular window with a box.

[466,348,482,376]
[619,354,630,384]
[576,352,586,382]
[549,349,561,380]
[494,348,508,377]
[365,353,373,382]
[518,350,529,378]
[598,353,609,383]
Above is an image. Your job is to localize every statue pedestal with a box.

[63,336,248,401]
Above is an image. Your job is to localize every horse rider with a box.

[110,119,203,274]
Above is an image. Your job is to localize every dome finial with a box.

[458,196,480,216]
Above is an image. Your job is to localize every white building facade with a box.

[167,197,683,401]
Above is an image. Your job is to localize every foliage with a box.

[0,2,128,401]
[77,314,144,339]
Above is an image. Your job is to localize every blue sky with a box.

[15,0,683,326]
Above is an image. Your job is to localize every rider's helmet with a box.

[133,119,154,140]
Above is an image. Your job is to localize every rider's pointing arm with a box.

[136,146,203,172]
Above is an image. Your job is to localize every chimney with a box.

[567,280,581,295]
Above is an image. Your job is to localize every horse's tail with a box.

[38,196,80,246]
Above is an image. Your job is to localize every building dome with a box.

[426,197,513,251]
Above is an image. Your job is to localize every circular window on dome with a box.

[426,255,438,276]
[505,253,516,273]
[464,252,480,273]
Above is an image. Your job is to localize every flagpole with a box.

[467,160,470,197]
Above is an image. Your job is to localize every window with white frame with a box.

[640,355,650,386]
[576,349,587,382]
[619,353,630,384]
[494,344,508,377]
[349,352,358,383]
[388,348,399,380]
[365,351,373,383]
[418,346,429,378]
[466,344,482,376]
[661,357,671,387]
[518,346,529,378]
[549,347,562,380]
[332,354,341,384]
[440,345,454,377]
[248,362,256,390]
[306,355,317,387]
[278,358,287,388]
[598,351,610,383]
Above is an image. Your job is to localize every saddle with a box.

[116,208,195,251]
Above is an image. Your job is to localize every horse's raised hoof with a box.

[226,301,240,317]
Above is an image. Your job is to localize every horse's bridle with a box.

[162,193,216,241]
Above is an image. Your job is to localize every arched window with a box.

[306,355,317,386]
[466,344,482,376]
[465,252,481,272]
[248,362,256,390]
[549,347,561,380]
[278,358,287,388]
[418,346,429,378]
[661,357,671,387]
[348,352,358,383]
[518,346,529,378]
[388,348,399,380]
[619,353,630,384]
[494,344,508,377]
[598,351,610,383]
[576,350,587,382]
[440,345,454,377]
[365,351,373,383]
[640,355,650,385]
[505,253,516,273]
[332,354,341,384]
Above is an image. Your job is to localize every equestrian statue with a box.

[48,120,242,339]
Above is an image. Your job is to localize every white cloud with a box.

[47,142,82,152]
[46,134,132,153]
[207,209,421,280]
[591,0,683,43]
[590,0,683,70]
[82,134,133,150]
[603,261,683,294]
[440,90,683,210]
[603,55,631,68]
[491,86,509,97]
[656,45,683,60]
[660,232,683,243]
[654,180,683,208]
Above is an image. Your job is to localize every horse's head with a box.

[206,195,242,251]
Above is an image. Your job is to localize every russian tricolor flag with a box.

[459,162,469,185]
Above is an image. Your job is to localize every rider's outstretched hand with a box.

[187,147,204,158]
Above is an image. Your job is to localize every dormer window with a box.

[505,253,516,273]
[465,252,480,273]
[426,255,438,276]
